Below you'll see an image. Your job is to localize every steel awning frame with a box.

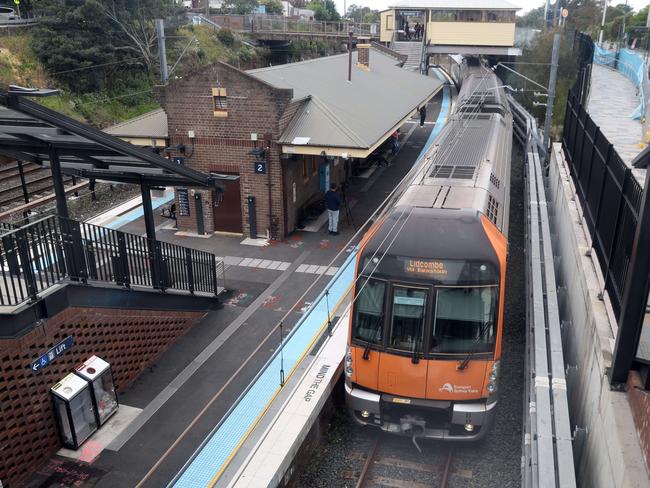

[0,91,237,190]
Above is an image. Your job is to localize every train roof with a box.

[456,72,508,114]
[361,207,498,264]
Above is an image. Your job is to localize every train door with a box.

[377,284,428,398]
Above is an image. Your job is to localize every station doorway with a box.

[213,174,242,234]
[395,10,426,41]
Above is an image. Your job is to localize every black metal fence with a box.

[0,215,223,306]
[572,32,594,106]
[562,92,643,319]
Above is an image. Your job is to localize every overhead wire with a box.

[51,56,148,75]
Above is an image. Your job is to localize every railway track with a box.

[0,160,78,212]
[348,435,455,488]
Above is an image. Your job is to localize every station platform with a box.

[25,81,453,488]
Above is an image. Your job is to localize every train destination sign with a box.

[31,336,74,373]
[405,259,448,277]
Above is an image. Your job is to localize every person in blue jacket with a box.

[325,183,342,235]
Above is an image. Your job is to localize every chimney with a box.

[357,37,371,71]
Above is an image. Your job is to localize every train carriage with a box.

[345,61,512,441]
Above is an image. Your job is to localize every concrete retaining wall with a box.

[547,143,649,487]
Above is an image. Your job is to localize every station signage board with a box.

[177,188,191,216]
[31,336,74,373]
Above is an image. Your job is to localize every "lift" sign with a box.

[31,336,74,373]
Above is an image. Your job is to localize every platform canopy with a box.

[0,88,235,189]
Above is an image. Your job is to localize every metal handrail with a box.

[240,14,377,37]
[0,215,224,307]
[509,95,577,488]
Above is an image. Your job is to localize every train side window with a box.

[388,286,427,352]
[352,277,386,344]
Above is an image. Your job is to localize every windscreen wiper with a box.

[457,320,492,371]
[363,313,384,360]
[411,319,424,364]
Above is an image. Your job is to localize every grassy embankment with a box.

[0,25,268,128]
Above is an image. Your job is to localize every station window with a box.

[487,10,516,22]
[430,10,457,22]
[212,87,227,117]
[457,10,483,22]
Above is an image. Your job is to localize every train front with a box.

[345,207,507,441]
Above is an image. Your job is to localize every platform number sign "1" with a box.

[254,161,267,174]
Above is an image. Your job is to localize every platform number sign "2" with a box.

[254,161,266,174]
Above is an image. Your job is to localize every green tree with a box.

[563,0,600,33]
[31,0,119,91]
[261,0,283,15]
[346,4,378,22]
[307,0,339,21]
[516,5,545,28]
[90,0,181,71]
[505,29,579,139]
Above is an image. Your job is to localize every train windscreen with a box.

[430,286,498,354]
[352,277,385,344]
[388,286,428,352]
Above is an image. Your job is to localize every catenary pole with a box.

[156,19,169,85]
[543,34,560,153]
[544,0,550,30]
[599,0,609,44]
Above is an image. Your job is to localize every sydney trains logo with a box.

[439,383,479,394]
[440,383,454,393]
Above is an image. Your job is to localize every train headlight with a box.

[464,423,475,432]
[487,361,500,395]
[345,346,353,377]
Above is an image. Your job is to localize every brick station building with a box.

[157,43,443,239]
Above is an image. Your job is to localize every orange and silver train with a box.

[345,62,512,441]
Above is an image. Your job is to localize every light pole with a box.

[599,0,609,45]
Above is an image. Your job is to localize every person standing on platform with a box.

[325,183,342,235]
[419,105,427,127]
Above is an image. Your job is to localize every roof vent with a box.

[430,165,476,179]
[490,172,501,189]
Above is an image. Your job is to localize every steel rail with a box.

[509,95,576,488]
[355,437,379,488]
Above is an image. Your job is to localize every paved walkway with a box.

[587,63,647,185]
